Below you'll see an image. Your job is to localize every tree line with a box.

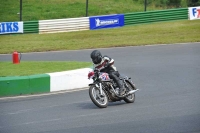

[133,0,200,8]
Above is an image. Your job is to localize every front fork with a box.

[95,83,103,96]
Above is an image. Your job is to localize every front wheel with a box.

[89,85,108,108]
[124,81,136,103]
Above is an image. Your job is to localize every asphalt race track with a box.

[0,43,200,133]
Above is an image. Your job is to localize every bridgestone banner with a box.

[0,22,23,34]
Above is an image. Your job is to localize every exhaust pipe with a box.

[127,89,139,95]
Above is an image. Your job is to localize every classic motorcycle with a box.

[88,69,139,108]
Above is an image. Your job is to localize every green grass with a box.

[0,61,92,77]
[0,20,200,54]
[0,0,179,22]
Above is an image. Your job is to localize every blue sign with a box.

[0,22,23,34]
[89,14,124,30]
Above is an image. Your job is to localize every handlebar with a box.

[93,68,100,79]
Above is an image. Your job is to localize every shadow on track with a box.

[75,99,132,109]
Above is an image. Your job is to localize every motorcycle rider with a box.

[90,50,125,96]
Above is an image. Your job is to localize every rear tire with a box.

[124,81,136,103]
[89,85,108,108]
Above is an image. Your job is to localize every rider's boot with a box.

[119,88,125,96]
[119,85,126,96]
[114,78,125,96]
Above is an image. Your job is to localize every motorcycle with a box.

[88,68,139,108]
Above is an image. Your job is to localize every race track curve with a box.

[0,43,200,133]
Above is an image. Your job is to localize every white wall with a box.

[48,68,93,92]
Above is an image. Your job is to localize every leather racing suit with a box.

[93,55,123,90]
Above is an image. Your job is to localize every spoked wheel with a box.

[124,81,136,103]
[89,85,108,108]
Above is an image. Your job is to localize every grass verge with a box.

[0,61,92,77]
[0,20,200,54]
[0,0,173,22]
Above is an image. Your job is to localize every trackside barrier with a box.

[48,68,92,92]
[0,74,50,97]
[0,8,190,35]
[23,21,39,33]
[0,68,92,97]
[39,17,89,34]
[124,8,188,25]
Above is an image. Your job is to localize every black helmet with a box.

[90,50,102,64]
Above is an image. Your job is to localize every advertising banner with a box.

[89,14,124,30]
[0,22,23,34]
[189,6,200,20]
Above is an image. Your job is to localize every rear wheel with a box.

[89,85,108,108]
[124,81,136,103]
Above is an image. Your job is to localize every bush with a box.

[133,0,199,7]
[188,0,200,6]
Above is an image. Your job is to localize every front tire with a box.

[89,85,108,108]
[124,81,136,103]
